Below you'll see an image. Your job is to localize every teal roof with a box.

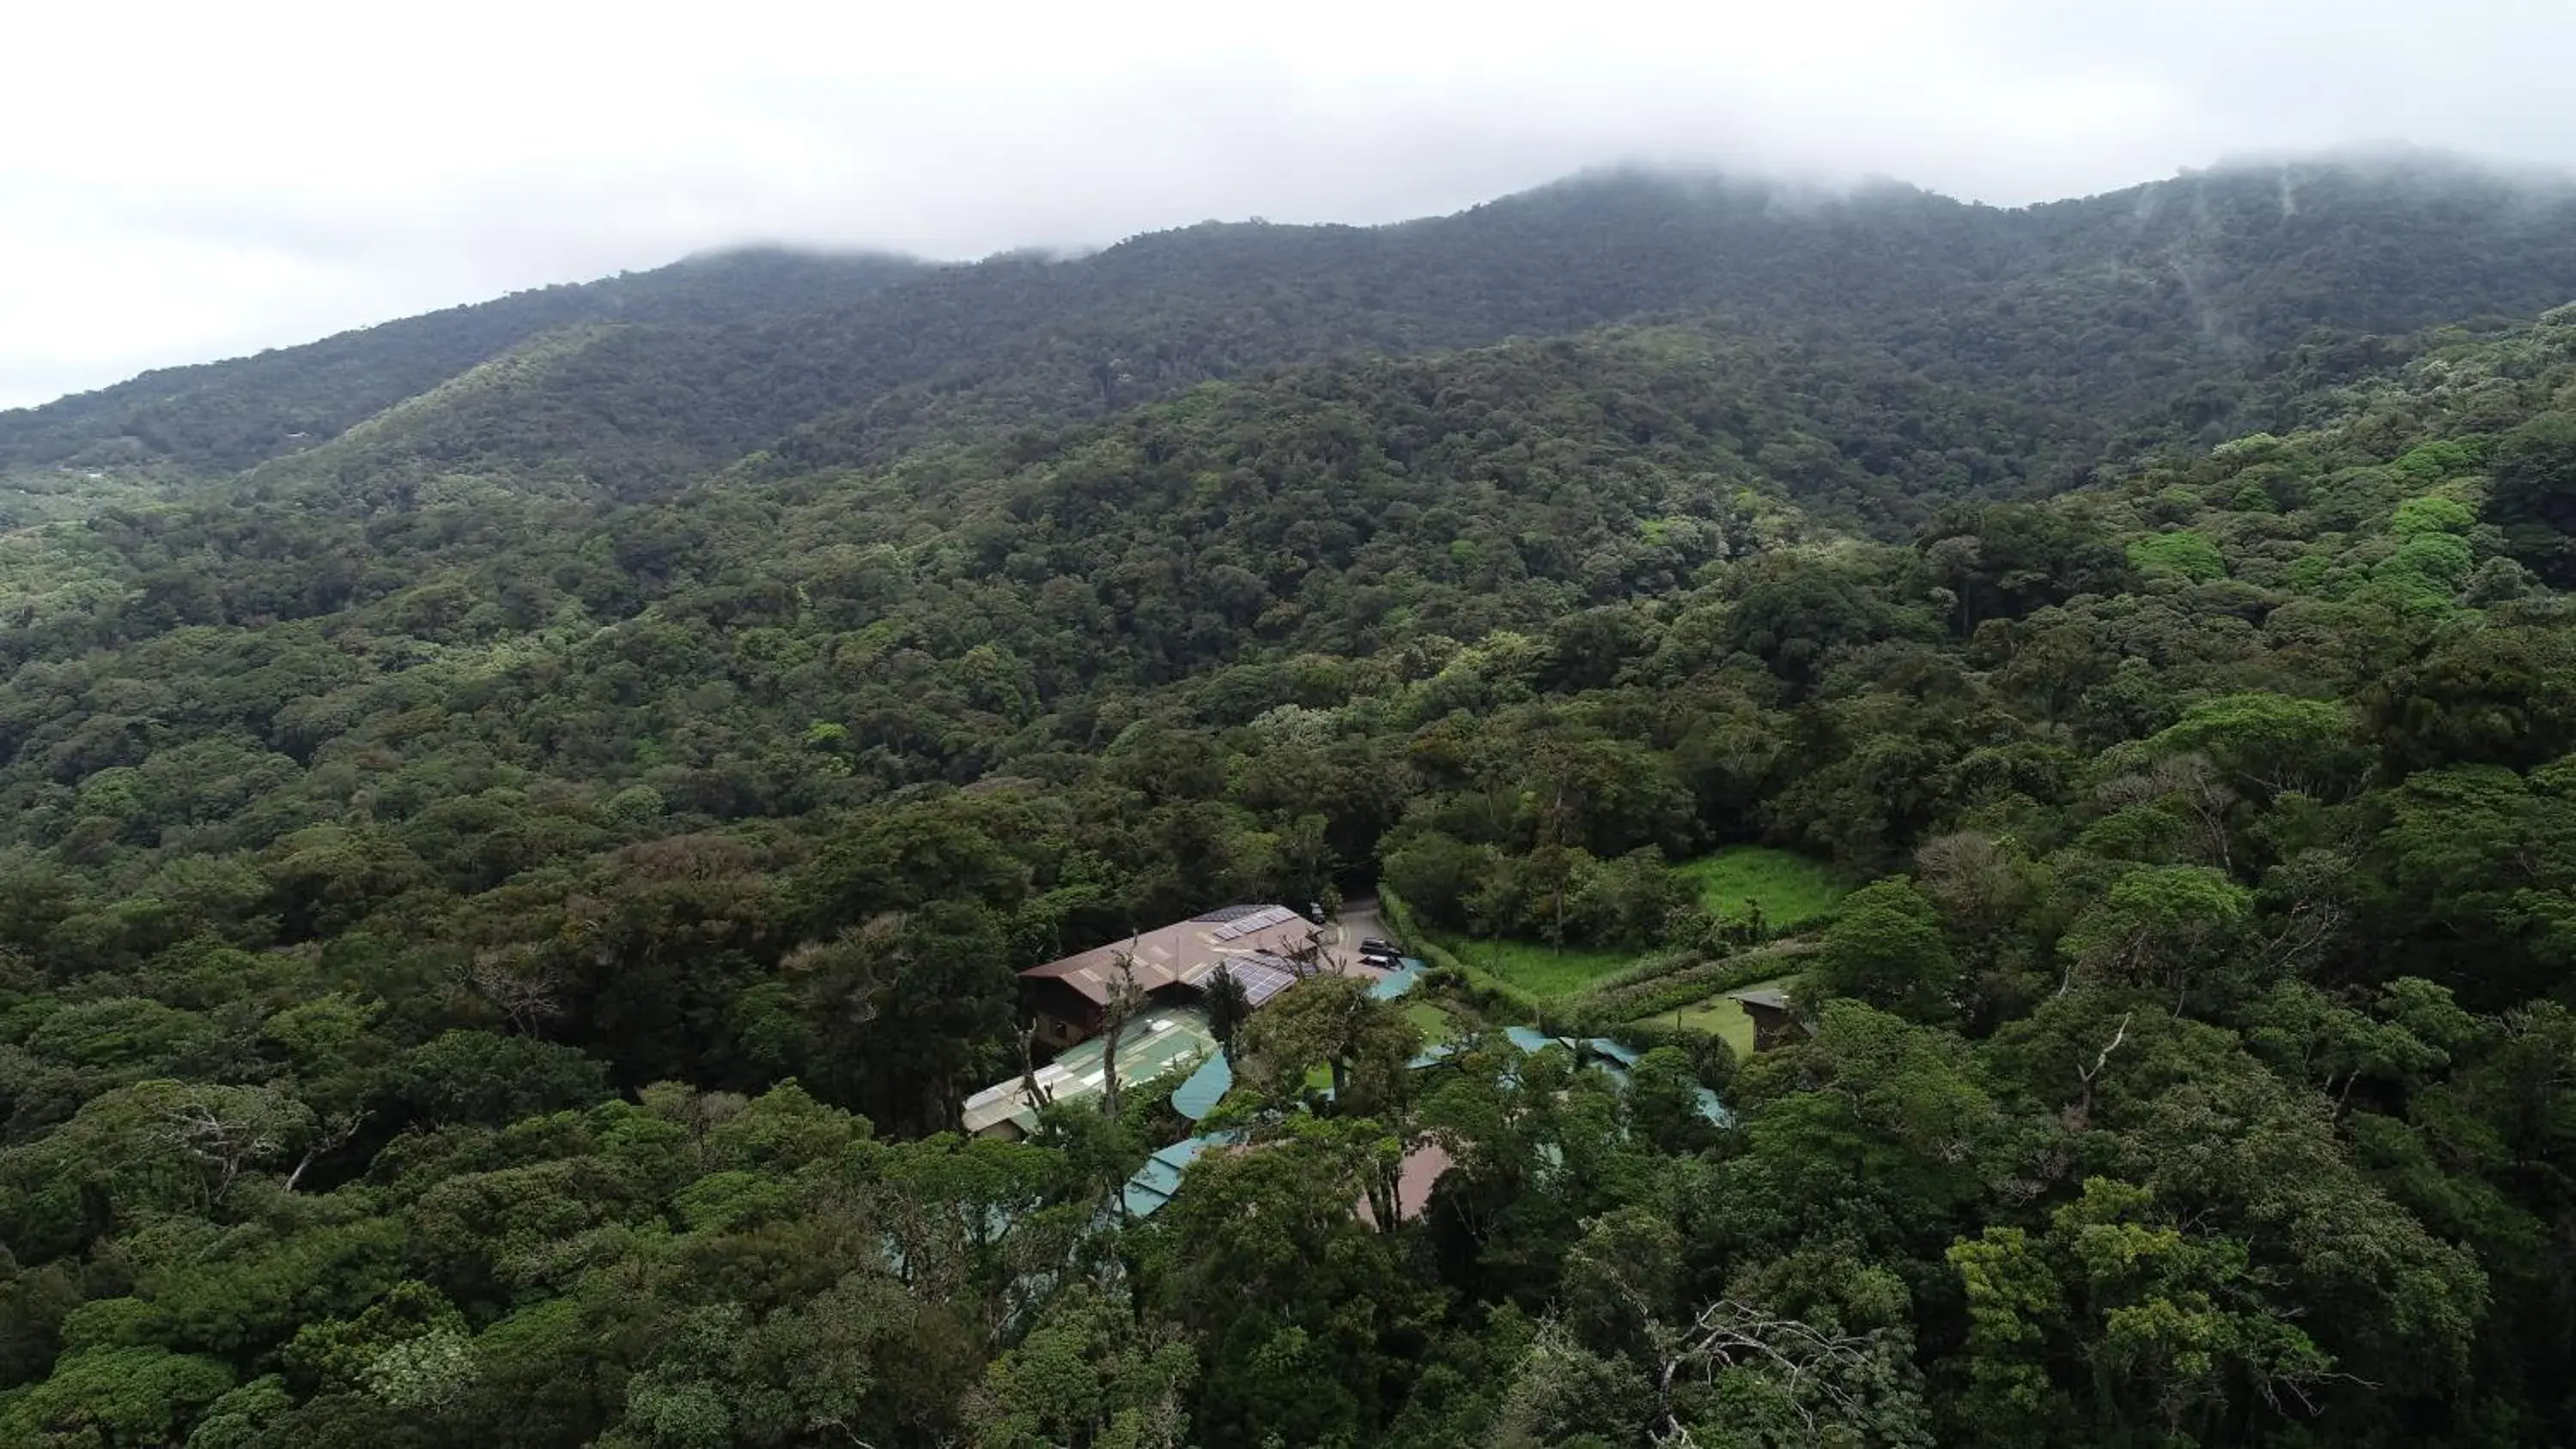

[1589,1039,1642,1067]
[1466,1028,1733,1125]
[1693,1087,1735,1127]
[963,1006,1216,1136]
[1170,1051,1232,1121]
[1121,1130,1244,1218]
[1369,961,1425,998]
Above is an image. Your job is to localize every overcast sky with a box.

[6,0,2573,410]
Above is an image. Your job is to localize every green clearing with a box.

[1404,1001,1457,1045]
[1666,997,1757,1058]
[1429,931,1643,999]
[1673,847,1844,931]
[1648,975,1799,1058]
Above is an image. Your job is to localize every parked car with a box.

[1359,937,1395,953]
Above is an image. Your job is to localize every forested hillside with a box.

[0,250,928,479]
[3,155,2576,1448]
[10,153,2575,494]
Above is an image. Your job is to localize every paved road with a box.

[1322,898,1393,975]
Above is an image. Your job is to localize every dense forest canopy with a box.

[11,152,2575,491]
[3,154,2576,1448]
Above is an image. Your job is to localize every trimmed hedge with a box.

[1582,948,1706,995]
[1379,882,1812,1028]
[1583,943,1817,1024]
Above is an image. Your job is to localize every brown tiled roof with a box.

[1021,905,1316,1007]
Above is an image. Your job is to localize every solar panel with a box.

[1192,904,1267,925]
[1228,955,1300,1007]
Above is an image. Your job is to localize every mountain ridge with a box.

[0,248,929,475]
[8,151,2573,495]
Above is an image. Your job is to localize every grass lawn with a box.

[1430,931,1642,999]
[1674,847,1844,931]
[1404,1001,1457,1045]
[1665,998,1757,1058]
[1649,975,1798,1058]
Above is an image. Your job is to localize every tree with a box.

[181,1374,297,1449]
[2364,759,2576,1005]
[1982,996,2490,1420]
[0,1080,326,1262]
[2240,979,2449,1111]
[1274,813,1337,909]
[1949,1179,2334,1447]
[1203,963,1253,1064]
[1233,974,1422,1115]
[157,1083,317,1202]
[1646,1298,1930,1449]
[1156,1118,1437,1448]
[1097,949,1145,1122]
[2143,693,2369,803]
[0,1344,234,1448]
[2057,866,2252,1009]
[2126,529,2227,582]
[967,1282,1195,1449]
[1626,1046,1722,1156]
[1805,877,1959,1023]
[2486,409,2576,584]
[458,946,567,1034]
[284,1279,472,1395]
[1721,1002,2001,1263]
[2366,626,2576,776]
[399,1031,610,1125]
[787,902,1018,1132]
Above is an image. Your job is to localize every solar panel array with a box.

[1222,954,1302,1007]
[1207,904,1300,942]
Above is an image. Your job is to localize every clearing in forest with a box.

[1404,1001,1459,1045]
[1672,847,1844,931]
[1428,931,1643,999]
[1649,976,1801,1058]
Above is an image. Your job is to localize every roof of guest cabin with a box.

[1018,904,1317,1007]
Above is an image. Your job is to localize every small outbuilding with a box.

[1724,986,1806,1052]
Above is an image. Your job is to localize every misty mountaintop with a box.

[7,150,2573,497]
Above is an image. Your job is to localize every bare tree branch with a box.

[1645,1298,1880,1446]
[284,1110,368,1192]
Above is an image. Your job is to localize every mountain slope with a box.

[0,248,927,476]
[602,155,2576,487]
[9,155,2572,500]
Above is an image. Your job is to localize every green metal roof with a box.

[963,1005,1216,1136]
